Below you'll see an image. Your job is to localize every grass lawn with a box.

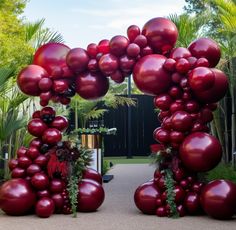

[104,156,150,164]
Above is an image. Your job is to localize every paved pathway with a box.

[0,164,236,230]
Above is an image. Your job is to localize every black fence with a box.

[103,94,159,157]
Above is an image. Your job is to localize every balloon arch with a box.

[1,17,236,219]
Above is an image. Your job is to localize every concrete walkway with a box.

[0,164,236,230]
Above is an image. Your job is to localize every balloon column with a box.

[0,16,235,219]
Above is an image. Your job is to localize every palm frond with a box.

[84,108,108,121]
[0,67,15,93]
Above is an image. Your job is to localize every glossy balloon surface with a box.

[180,132,222,172]
[133,54,171,95]
[77,179,105,212]
[42,128,62,144]
[134,181,161,214]
[51,116,68,131]
[27,118,48,137]
[201,180,236,219]
[82,168,103,184]
[0,179,36,215]
[35,197,55,218]
[17,65,49,96]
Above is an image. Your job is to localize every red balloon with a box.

[163,58,176,72]
[8,159,18,171]
[170,47,192,60]
[35,197,55,218]
[199,108,213,123]
[110,70,125,83]
[40,106,56,118]
[98,53,118,75]
[127,25,140,42]
[26,164,41,176]
[38,77,53,92]
[29,138,43,149]
[185,100,200,113]
[31,172,49,190]
[133,54,172,96]
[37,190,50,198]
[173,168,186,182]
[161,116,172,130]
[134,181,161,214]
[196,57,210,67]
[39,92,51,103]
[34,155,48,167]
[98,39,110,54]
[174,185,185,204]
[188,38,221,67]
[168,86,182,99]
[51,193,64,213]
[153,128,170,143]
[180,132,222,172]
[33,43,70,75]
[175,58,190,74]
[126,43,140,58]
[42,128,62,144]
[119,55,135,73]
[83,168,103,184]
[171,111,193,132]
[51,116,68,131]
[153,94,172,111]
[87,43,98,58]
[66,48,89,73]
[200,180,236,219]
[133,35,147,48]
[27,118,48,137]
[184,192,201,214]
[109,35,129,57]
[17,65,49,96]
[140,46,153,56]
[188,67,215,91]
[77,179,105,212]
[88,59,98,72]
[0,179,36,215]
[187,56,198,69]
[49,179,64,193]
[53,79,69,93]
[156,206,168,217]
[27,146,40,160]
[17,147,28,158]
[11,167,26,178]
[194,68,228,103]
[177,204,186,217]
[170,131,185,143]
[18,156,32,169]
[76,71,109,100]
[142,17,178,53]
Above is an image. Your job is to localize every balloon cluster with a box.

[1,16,236,220]
[0,107,104,217]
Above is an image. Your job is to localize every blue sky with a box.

[23,0,186,49]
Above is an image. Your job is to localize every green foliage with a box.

[102,160,110,175]
[67,175,79,217]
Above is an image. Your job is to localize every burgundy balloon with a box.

[133,54,172,96]
[133,35,147,48]
[98,53,118,75]
[40,106,56,117]
[87,43,98,58]
[29,138,43,149]
[37,190,50,198]
[200,180,236,219]
[0,179,36,215]
[49,179,64,193]
[142,17,178,53]
[53,79,69,93]
[109,35,129,57]
[42,128,62,144]
[171,111,193,132]
[170,131,185,143]
[11,167,26,178]
[17,65,49,96]
[163,58,176,72]
[196,57,210,67]
[98,39,110,54]
[76,71,109,100]
[153,94,172,111]
[188,38,221,67]
[180,132,222,172]
[27,118,48,137]
[18,156,32,169]
[134,181,161,214]
[66,48,90,73]
[170,47,192,60]
[51,193,64,213]
[82,168,103,184]
[35,197,55,218]
[33,43,70,75]
[77,179,105,212]
[50,116,68,131]
[31,172,49,190]
[156,206,167,217]
[27,146,40,160]
[153,128,170,144]
[127,25,140,42]
[110,70,125,83]
[26,164,41,176]
[188,67,215,91]
[16,147,28,158]
[88,59,98,72]
[119,55,135,73]
[194,68,228,103]
[34,155,48,168]
[126,43,140,58]
[8,159,18,171]
[175,58,190,74]
[184,192,201,214]
[38,77,53,92]
[174,185,186,204]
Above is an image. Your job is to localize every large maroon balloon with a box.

[26,164,41,176]
[188,38,221,67]
[133,54,172,95]
[171,111,193,132]
[17,65,49,96]
[42,128,62,144]
[33,43,70,75]
[50,116,68,131]
[11,167,26,178]
[200,180,236,219]
[75,71,109,100]
[82,168,103,184]
[31,172,49,190]
[51,193,64,213]
[98,53,118,75]
[0,179,36,215]
[180,132,222,172]
[142,17,178,53]
[49,179,64,193]
[66,48,90,73]
[194,68,228,103]
[184,192,201,214]
[27,118,48,137]
[170,47,192,60]
[77,179,105,212]
[109,35,129,57]
[134,181,161,214]
[35,197,55,218]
